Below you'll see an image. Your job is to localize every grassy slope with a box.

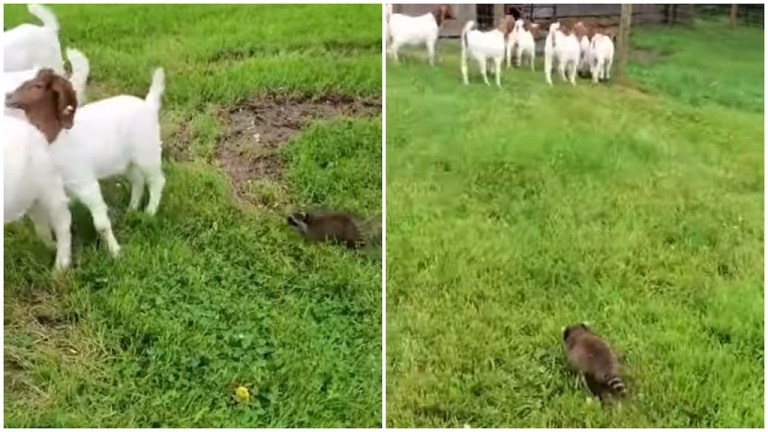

[386,22,763,427]
[4,4,381,427]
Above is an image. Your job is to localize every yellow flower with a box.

[235,386,250,404]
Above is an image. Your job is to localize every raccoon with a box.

[287,211,366,249]
[562,322,626,401]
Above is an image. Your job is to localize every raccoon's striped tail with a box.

[606,376,626,394]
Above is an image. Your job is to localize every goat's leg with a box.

[75,183,121,257]
[28,203,55,249]
[391,41,401,63]
[516,45,523,68]
[557,60,567,82]
[134,128,166,215]
[479,59,490,86]
[569,61,577,85]
[461,52,470,85]
[126,164,146,211]
[544,52,553,86]
[530,50,536,71]
[143,167,166,216]
[603,59,609,81]
[48,202,72,271]
[426,40,436,67]
[493,58,502,87]
[37,190,72,271]
[605,58,613,80]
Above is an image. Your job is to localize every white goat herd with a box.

[386,4,616,88]
[4,4,167,272]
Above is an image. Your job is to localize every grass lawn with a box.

[386,21,763,427]
[4,4,381,427]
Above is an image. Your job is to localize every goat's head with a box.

[499,15,516,36]
[520,19,540,35]
[5,68,78,143]
[432,4,455,27]
[529,22,541,38]
[512,18,524,40]
[573,21,589,39]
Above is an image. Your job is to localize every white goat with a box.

[4,4,65,74]
[506,19,537,71]
[387,5,454,66]
[7,67,167,257]
[4,114,72,271]
[461,18,514,87]
[4,48,89,119]
[543,22,580,86]
[589,33,615,83]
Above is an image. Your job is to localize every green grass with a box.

[386,22,763,427]
[4,4,381,428]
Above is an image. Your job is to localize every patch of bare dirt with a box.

[217,93,381,202]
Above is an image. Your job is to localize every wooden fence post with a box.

[730,4,738,28]
[616,4,632,80]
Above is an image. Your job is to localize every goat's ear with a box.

[443,5,455,19]
[35,68,55,80]
[51,76,77,129]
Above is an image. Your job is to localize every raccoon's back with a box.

[307,214,361,246]
[567,335,618,376]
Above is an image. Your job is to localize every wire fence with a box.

[390,4,765,38]
[696,4,764,27]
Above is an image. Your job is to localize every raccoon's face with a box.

[287,212,310,233]
[562,322,590,341]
